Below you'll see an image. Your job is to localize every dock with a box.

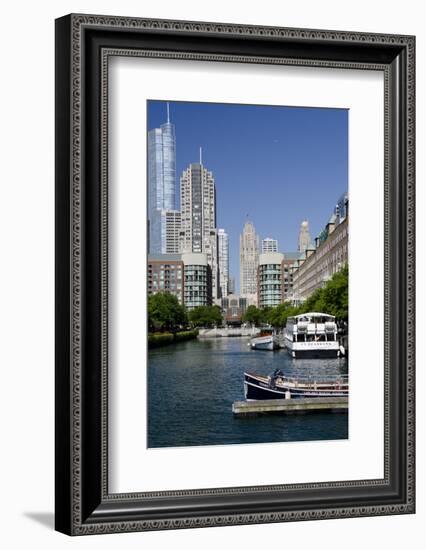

[232,397,348,416]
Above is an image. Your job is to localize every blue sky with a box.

[148,100,348,292]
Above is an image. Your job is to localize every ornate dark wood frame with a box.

[55,14,415,535]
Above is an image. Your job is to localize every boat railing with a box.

[277,374,348,384]
[290,322,336,334]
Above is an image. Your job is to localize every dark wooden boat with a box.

[244,369,349,400]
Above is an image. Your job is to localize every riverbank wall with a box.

[148,329,199,348]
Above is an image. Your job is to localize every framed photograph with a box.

[55,14,415,535]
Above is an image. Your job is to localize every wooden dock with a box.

[232,397,348,416]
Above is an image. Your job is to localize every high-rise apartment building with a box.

[147,105,178,253]
[240,220,259,300]
[147,254,184,304]
[261,237,278,253]
[182,252,212,310]
[147,252,212,309]
[258,252,285,308]
[179,161,219,299]
[298,220,312,253]
[217,229,229,299]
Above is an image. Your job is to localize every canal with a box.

[148,337,348,448]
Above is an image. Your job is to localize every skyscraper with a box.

[218,229,229,299]
[298,220,312,253]
[240,220,259,299]
[150,209,181,254]
[261,237,278,253]
[179,159,219,299]
[147,104,178,253]
[228,275,235,295]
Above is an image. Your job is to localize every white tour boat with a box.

[284,312,341,358]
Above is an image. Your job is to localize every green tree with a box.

[261,307,272,325]
[298,264,348,320]
[148,292,188,333]
[242,305,263,326]
[320,264,348,320]
[266,302,299,328]
[188,305,223,328]
[300,287,325,314]
[260,264,348,328]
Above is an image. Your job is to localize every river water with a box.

[148,337,348,448]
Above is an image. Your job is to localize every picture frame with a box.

[55,13,415,535]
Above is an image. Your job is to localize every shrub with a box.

[148,333,174,348]
[148,329,198,348]
[174,329,199,343]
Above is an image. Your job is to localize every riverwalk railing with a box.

[277,374,348,384]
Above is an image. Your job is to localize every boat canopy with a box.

[289,312,336,323]
[296,312,335,319]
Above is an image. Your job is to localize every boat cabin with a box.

[285,312,337,343]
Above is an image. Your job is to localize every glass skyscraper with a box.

[148,108,177,253]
